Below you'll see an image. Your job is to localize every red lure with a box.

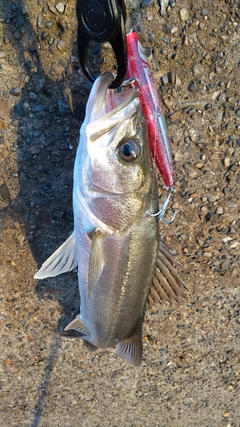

[126,32,175,187]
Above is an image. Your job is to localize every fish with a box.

[126,31,175,188]
[34,72,184,366]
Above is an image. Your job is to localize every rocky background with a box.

[0,0,239,426]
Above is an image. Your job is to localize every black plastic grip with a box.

[76,0,127,89]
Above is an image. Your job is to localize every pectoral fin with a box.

[34,233,77,279]
[64,316,89,336]
[148,243,186,306]
[114,323,143,366]
[88,229,105,296]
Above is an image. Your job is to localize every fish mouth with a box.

[87,72,139,123]
[85,73,141,145]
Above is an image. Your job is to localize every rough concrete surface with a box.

[0,0,239,426]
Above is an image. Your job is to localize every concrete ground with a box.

[0,0,239,426]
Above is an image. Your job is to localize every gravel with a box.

[0,0,240,426]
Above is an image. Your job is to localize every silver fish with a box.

[34,72,184,366]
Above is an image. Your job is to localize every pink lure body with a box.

[126,32,175,187]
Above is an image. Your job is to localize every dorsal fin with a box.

[148,243,186,306]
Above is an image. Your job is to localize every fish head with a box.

[76,72,157,231]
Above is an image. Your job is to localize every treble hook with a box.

[117,77,141,92]
[150,187,177,224]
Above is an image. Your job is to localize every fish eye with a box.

[118,140,141,163]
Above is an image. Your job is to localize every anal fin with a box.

[114,323,143,366]
[64,316,89,336]
[148,243,186,306]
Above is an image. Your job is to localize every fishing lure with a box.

[126,31,175,187]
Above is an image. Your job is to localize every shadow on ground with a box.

[0,2,94,425]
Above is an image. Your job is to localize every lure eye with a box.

[118,140,141,163]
